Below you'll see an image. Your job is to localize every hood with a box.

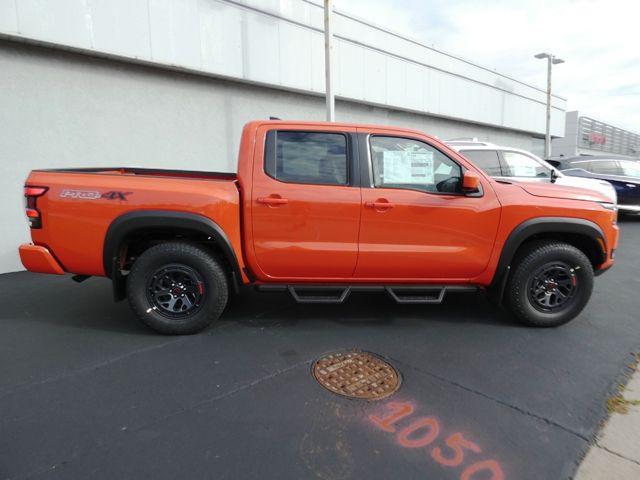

[553,176,617,203]
[515,180,613,204]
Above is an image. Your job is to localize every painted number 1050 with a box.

[369,402,504,480]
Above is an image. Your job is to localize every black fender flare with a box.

[103,210,242,295]
[490,217,606,300]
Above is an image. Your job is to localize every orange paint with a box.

[23,169,244,278]
[461,459,504,480]
[369,402,414,432]
[431,433,481,467]
[18,244,65,275]
[20,120,618,289]
[368,401,505,478]
[397,417,440,448]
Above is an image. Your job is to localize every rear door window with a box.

[460,150,502,176]
[265,131,348,185]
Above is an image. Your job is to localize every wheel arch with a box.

[489,217,606,301]
[103,210,242,299]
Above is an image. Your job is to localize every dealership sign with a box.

[589,132,607,145]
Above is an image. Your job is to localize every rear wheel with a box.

[127,242,228,334]
[506,241,594,327]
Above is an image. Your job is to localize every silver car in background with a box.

[445,139,617,204]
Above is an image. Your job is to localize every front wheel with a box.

[127,242,228,334]
[506,241,594,327]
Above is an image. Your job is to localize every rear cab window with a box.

[265,131,348,185]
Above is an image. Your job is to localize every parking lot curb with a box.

[575,358,640,479]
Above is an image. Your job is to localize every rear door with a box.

[250,125,361,280]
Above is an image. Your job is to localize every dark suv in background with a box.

[549,156,640,214]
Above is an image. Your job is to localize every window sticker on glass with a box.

[382,150,434,184]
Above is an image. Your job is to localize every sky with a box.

[333,0,640,133]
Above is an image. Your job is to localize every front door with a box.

[355,131,501,281]
[250,126,361,280]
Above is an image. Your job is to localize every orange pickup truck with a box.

[20,120,618,334]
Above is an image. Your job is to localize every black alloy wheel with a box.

[506,240,594,327]
[146,264,206,318]
[527,262,578,312]
[127,242,229,334]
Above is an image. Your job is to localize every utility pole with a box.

[535,52,564,158]
[324,0,335,122]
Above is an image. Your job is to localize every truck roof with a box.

[245,120,439,142]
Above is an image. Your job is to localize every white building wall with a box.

[0,0,566,136]
[552,111,579,157]
[0,42,542,273]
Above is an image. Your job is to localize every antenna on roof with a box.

[269,116,281,120]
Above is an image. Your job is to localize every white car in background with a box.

[445,139,617,204]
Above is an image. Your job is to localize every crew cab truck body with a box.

[20,121,619,334]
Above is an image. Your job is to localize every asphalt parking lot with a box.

[2,218,639,480]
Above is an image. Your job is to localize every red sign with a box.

[589,133,607,145]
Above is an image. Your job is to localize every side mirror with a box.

[462,170,481,193]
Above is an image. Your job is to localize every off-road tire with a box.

[507,241,594,327]
[127,242,228,334]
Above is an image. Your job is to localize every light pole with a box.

[535,52,564,159]
[324,0,335,122]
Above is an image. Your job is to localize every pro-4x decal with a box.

[60,189,132,200]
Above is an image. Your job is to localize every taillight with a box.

[24,186,48,228]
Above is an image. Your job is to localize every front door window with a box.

[370,137,462,194]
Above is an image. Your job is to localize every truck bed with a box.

[25,167,242,277]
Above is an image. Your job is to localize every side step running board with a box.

[289,285,352,304]
[256,284,477,305]
[385,286,445,304]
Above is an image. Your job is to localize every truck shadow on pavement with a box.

[228,288,513,330]
[0,272,514,336]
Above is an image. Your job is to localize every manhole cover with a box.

[312,351,401,400]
